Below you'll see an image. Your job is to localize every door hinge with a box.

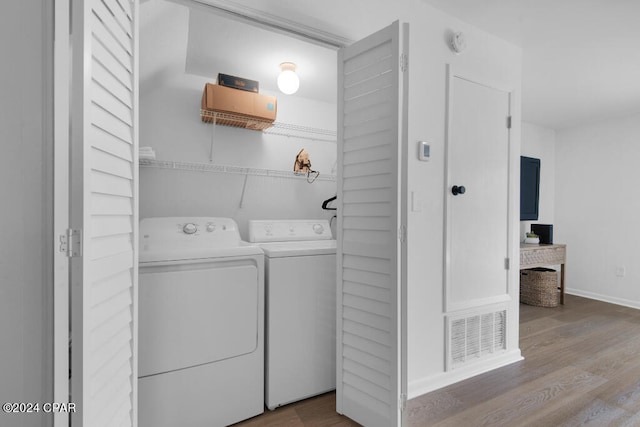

[506,116,512,129]
[505,257,510,270]
[400,53,408,72]
[397,225,407,243]
[399,393,407,412]
[60,229,82,258]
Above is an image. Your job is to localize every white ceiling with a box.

[140,0,337,103]
[420,0,640,129]
[185,10,337,103]
[142,0,640,130]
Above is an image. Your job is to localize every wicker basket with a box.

[520,268,559,307]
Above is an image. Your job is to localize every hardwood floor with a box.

[231,392,360,427]
[234,295,640,426]
[408,294,640,426]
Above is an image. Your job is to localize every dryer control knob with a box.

[313,223,325,234]
[183,223,197,234]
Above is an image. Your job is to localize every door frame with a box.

[53,1,71,426]
[53,1,404,424]
[168,0,352,48]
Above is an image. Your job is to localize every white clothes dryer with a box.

[138,217,264,427]
[248,219,336,410]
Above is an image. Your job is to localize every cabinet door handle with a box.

[451,185,466,196]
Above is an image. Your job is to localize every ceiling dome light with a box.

[277,62,300,95]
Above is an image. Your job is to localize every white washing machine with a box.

[248,219,336,410]
[138,217,264,427]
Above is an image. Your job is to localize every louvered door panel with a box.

[71,0,138,426]
[337,21,407,427]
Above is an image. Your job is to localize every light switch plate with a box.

[411,191,423,212]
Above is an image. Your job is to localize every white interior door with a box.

[337,20,408,427]
[69,0,139,425]
[445,68,512,312]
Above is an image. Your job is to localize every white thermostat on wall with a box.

[418,141,430,161]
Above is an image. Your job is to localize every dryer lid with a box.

[258,239,336,257]
[248,219,332,243]
[139,217,262,262]
[139,244,263,264]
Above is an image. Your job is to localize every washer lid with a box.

[258,239,336,257]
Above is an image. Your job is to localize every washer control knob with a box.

[206,223,215,232]
[183,223,197,234]
[313,223,325,234]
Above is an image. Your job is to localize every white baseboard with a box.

[565,288,640,310]
[408,350,523,400]
[408,292,640,401]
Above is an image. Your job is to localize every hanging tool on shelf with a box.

[322,195,337,211]
[293,148,319,183]
[322,195,338,233]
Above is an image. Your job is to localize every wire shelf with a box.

[139,159,336,182]
[200,110,274,131]
[265,122,336,142]
[200,109,336,142]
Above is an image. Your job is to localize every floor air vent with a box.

[447,309,506,370]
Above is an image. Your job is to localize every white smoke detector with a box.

[450,31,467,54]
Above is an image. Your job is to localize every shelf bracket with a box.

[209,113,216,162]
[239,173,249,208]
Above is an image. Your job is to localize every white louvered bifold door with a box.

[336,21,408,427]
[70,0,139,426]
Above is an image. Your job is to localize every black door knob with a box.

[452,185,466,196]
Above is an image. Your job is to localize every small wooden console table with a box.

[520,243,566,304]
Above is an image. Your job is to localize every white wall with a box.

[403,8,522,396]
[139,1,338,239]
[0,1,52,426]
[141,0,522,401]
[259,0,524,399]
[555,113,640,307]
[219,0,522,398]
[521,122,556,240]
